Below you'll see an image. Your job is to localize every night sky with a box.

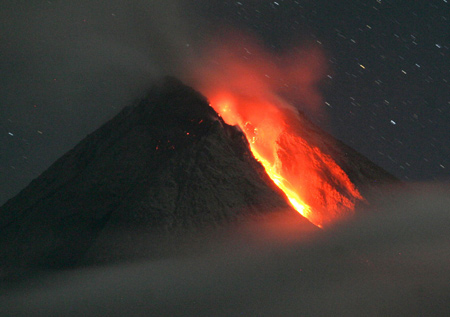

[1,0,449,205]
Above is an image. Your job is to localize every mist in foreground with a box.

[1,183,449,316]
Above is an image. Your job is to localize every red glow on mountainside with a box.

[185,34,363,227]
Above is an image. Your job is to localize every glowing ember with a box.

[185,32,363,227]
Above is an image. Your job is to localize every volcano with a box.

[0,77,395,271]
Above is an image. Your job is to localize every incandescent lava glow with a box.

[213,94,313,221]
[186,33,363,227]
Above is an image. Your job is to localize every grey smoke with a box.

[1,183,449,316]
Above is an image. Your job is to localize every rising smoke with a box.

[183,30,328,115]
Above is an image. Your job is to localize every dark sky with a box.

[1,0,449,205]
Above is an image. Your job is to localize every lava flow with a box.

[208,92,363,227]
[186,33,363,227]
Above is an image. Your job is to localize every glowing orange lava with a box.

[185,32,363,227]
[209,93,362,228]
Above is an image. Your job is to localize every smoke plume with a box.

[183,30,327,115]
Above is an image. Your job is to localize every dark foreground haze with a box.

[1,183,449,316]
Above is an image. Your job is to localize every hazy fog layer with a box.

[1,183,449,316]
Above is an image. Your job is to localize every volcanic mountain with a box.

[0,77,395,271]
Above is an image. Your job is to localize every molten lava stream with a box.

[209,93,362,228]
[249,151,313,222]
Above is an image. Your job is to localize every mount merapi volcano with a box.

[0,77,395,271]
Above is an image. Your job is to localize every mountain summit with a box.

[0,77,395,271]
